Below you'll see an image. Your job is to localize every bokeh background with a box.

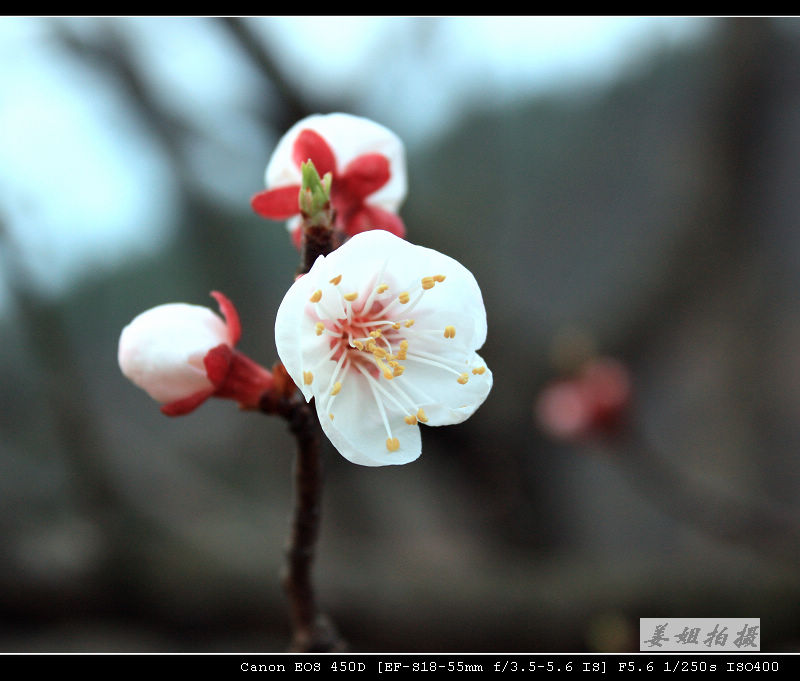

[1,16,799,652]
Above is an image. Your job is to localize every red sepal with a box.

[292,129,337,177]
[339,153,391,199]
[213,349,275,409]
[204,343,234,386]
[251,185,301,219]
[160,388,214,417]
[210,291,241,346]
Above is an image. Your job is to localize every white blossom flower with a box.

[252,113,407,246]
[118,292,273,415]
[275,231,492,466]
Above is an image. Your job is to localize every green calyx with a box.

[298,160,333,227]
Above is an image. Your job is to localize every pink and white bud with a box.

[252,113,407,248]
[118,291,273,416]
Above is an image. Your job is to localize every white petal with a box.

[264,112,407,210]
[400,351,493,426]
[274,264,329,403]
[118,303,227,403]
[317,368,421,467]
[273,230,492,466]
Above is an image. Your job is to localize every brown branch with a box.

[260,390,345,652]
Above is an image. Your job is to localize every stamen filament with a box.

[354,363,395,442]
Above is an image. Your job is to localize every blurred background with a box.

[1,16,799,652]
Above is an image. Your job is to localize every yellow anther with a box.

[392,322,401,330]
[472,366,486,375]
[331,382,342,396]
[344,291,358,302]
[444,325,456,339]
[315,322,325,336]
[398,292,410,304]
[404,415,418,425]
[329,413,334,420]
[377,283,389,293]
[386,437,400,452]
[392,365,405,377]
[329,274,342,285]
[416,408,429,423]
[373,347,387,359]
[404,319,415,328]
[396,339,409,360]
[303,371,313,385]
[457,373,469,385]
[389,360,399,367]
[309,290,322,303]
[434,274,446,282]
[366,340,377,352]
[374,357,393,380]
[353,340,364,351]
[421,276,435,290]
[369,329,382,338]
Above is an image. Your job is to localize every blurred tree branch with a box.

[217,17,314,132]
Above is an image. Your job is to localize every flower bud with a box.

[118,291,273,416]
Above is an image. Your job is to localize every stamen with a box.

[386,438,400,452]
[377,283,389,294]
[309,290,322,303]
[329,413,334,420]
[329,274,342,285]
[421,276,435,290]
[417,408,429,423]
[396,339,409,360]
[434,274,446,282]
[315,322,325,336]
[303,371,313,385]
[343,292,358,303]
[331,382,342,396]
[405,320,415,328]
[444,325,456,339]
[353,340,364,351]
[375,357,394,380]
[359,258,390,314]
[354,364,396,444]
[472,366,486,375]
[404,415,418,425]
[398,292,410,304]
[369,329,382,338]
[405,351,467,378]
[457,373,469,384]
[364,367,423,417]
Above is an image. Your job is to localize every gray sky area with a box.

[0,17,708,305]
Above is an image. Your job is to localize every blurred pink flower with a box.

[535,358,631,443]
